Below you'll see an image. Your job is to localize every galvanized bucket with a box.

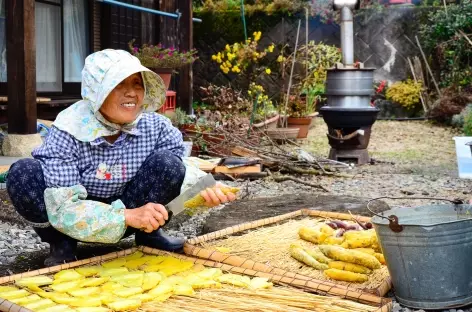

[370,197,472,310]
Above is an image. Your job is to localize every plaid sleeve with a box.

[154,115,185,158]
[32,126,81,187]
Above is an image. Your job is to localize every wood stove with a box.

[319,0,379,165]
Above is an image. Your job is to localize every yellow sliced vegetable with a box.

[129,293,154,302]
[79,277,109,288]
[0,286,18,292]
[290,244,329,270]
[250,277,273,289]
[147,283,173,297]
[298,226,330,244]
[324,268,368,283]
[107,298,141,311]
[16,275,53,287]
[142,272,162,291]
[68,296,102,307]
[101,258,126,269]
[54,269,83,282]
[111,272,144,288]
[328,261,372,274]
[75,266,102,277]
[123,256,153,270]
[101,282,124,292]
[50,280,82,293]
[173,284,195,296]
[215,247,231,253]
[76,308,110,312]
[68,287,100,297]
[112,286,143,298]
[0,289,30,300]
[318,245,381,269]
[99,293,117,305]
[122,251,144,261]
[196,268,223,280]
[24,298,56,310]
[37,304,76,312]
[216,274,251,288]
[98,267,129,277]
[150,293,172,302]
[10,294,42,305]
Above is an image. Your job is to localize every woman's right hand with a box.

[124,203,169,233]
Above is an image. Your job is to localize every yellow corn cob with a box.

[184,187,240,209]
[304,247,333,264]
[318,245,381,269]
[289,244,329,270]
[298,226,330,244]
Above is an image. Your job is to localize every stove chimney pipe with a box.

[334,0,358,66]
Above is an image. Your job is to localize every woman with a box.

[6,49,236,267]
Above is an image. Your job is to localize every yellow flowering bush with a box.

[248,82,277,121]
[386,79,423,110]
[211,31,274,76]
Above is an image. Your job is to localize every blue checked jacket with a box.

[32,113,186,243]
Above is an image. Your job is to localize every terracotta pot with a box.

[267,128,300,140]
[151,68,174,90]
[287,116,312,139]
[308,112,319,129]
[252,114,280,130]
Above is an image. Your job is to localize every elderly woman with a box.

[6,49,236,267]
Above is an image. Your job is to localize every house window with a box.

[0,0,89,93]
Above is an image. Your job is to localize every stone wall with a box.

[192,7,433,105]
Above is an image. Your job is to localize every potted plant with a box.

[248,83,279,130]
[129,39,198,89]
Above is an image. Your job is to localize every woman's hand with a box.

[124,203,168,233]
[200,182,237,208]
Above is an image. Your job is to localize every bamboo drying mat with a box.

[0,246,392,312]
[185,209,393,297]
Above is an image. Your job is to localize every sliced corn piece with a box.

[16,275,53,287]
[101,258,126,269]
[112,287,143,298]
[68,287,100,297]
[50,280,82,293]
[0,289,30,300]
[75,266,102,277]
[24,298,56,310]
[106,298,141,311]
[54,270,83,282]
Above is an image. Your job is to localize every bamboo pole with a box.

[457,30,472,48]
[283,20,301,128]
[415,35,441,96]
[407,57,427,113]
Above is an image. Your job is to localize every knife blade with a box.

[162,174,217,226]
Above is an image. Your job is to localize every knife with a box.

[162,174,217,226]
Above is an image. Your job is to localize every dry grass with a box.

[199,217,390,292]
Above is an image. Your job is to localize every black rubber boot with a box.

[34,227,78,267]
[135,228,185,252]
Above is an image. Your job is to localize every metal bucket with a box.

[370,199,472,310]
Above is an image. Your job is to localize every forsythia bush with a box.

[386,79,423,110]
[212,31,274,75]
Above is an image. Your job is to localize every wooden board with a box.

[185,209,393,297]
[0,246,392,312]
[0,97,51,103]
[214,164,261,174]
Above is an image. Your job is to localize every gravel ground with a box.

[0,119,471,311]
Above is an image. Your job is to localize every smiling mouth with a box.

[121,103,136,108]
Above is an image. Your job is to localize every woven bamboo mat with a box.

[185,209,393,297]
[0,246,392,312]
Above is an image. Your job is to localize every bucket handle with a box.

[366,196,465,233]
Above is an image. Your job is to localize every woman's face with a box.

[100,73,145,124]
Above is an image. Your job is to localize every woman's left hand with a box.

[200,182,237,207]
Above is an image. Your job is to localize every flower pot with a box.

[308,112,319,129]
[287,117,312,139]
[252,114,280,130]
[151,68,174,90]
[267,128,300,141]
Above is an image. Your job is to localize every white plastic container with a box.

[182,141,193,157]
[453,136,472,179]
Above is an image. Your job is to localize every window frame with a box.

[0,0,92,97]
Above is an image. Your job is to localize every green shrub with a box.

[462,104,472,135]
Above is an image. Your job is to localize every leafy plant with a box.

[129,40,198,69]
[463,104,472,135]
[419,4,472,89]
[196,0,307,14]
[386,79,423,110]
[248,83,277,122]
